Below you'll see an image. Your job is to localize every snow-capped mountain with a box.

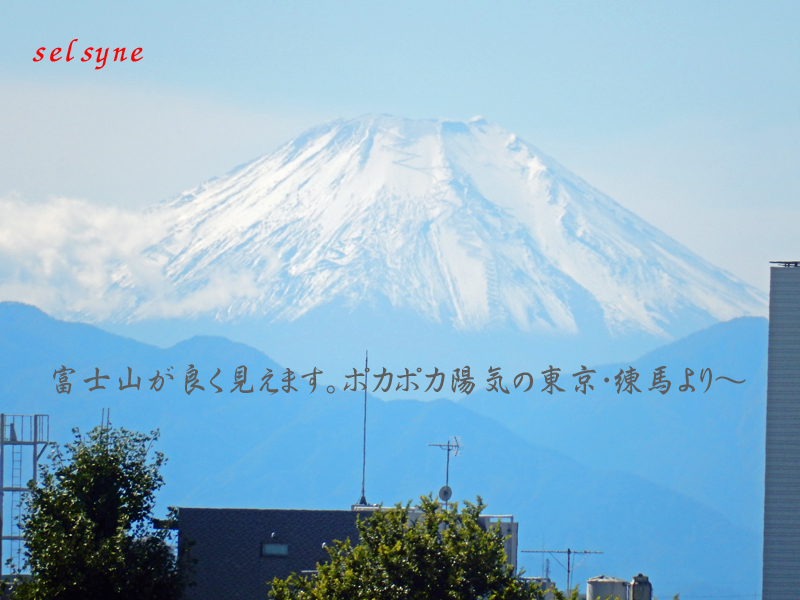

[136,114,765,338]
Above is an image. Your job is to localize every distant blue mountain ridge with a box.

[460,315,768,533]
[0,302,766,598]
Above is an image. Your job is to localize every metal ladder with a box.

[9,427,23,570]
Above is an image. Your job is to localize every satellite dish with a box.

[439,485,453,502]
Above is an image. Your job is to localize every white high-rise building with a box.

[762,262,800,600]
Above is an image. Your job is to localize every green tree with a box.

[13,425,185,600]
[269,495,555,600]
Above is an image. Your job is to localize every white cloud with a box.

[0,196,159,318]
[0,195,272,321]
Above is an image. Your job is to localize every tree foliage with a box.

[269,495,556,600]
[13,426,185,600]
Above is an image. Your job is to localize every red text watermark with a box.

[33,39,142,70]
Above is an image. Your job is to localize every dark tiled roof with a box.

[177,507,363,600]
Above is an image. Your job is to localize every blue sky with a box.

[0,0,797,291]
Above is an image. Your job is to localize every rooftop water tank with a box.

[587,575,628,600]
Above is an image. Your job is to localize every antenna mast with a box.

[357,351,368,505]
[428,436,461,508]
[522,548,603,593]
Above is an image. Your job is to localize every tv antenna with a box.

[100,408,111,430]
[522,548,603,593]
[769,260,800,267]
[100,408,112,447]
[428,436,461,507]
[357,351,369,506]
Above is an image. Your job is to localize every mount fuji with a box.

[106,115,765,370]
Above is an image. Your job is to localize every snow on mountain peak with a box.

[139,114,766,337]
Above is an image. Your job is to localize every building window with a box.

[261,543,289,557]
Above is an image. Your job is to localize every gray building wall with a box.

[177,508,361,600]
[763,266,800,600]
